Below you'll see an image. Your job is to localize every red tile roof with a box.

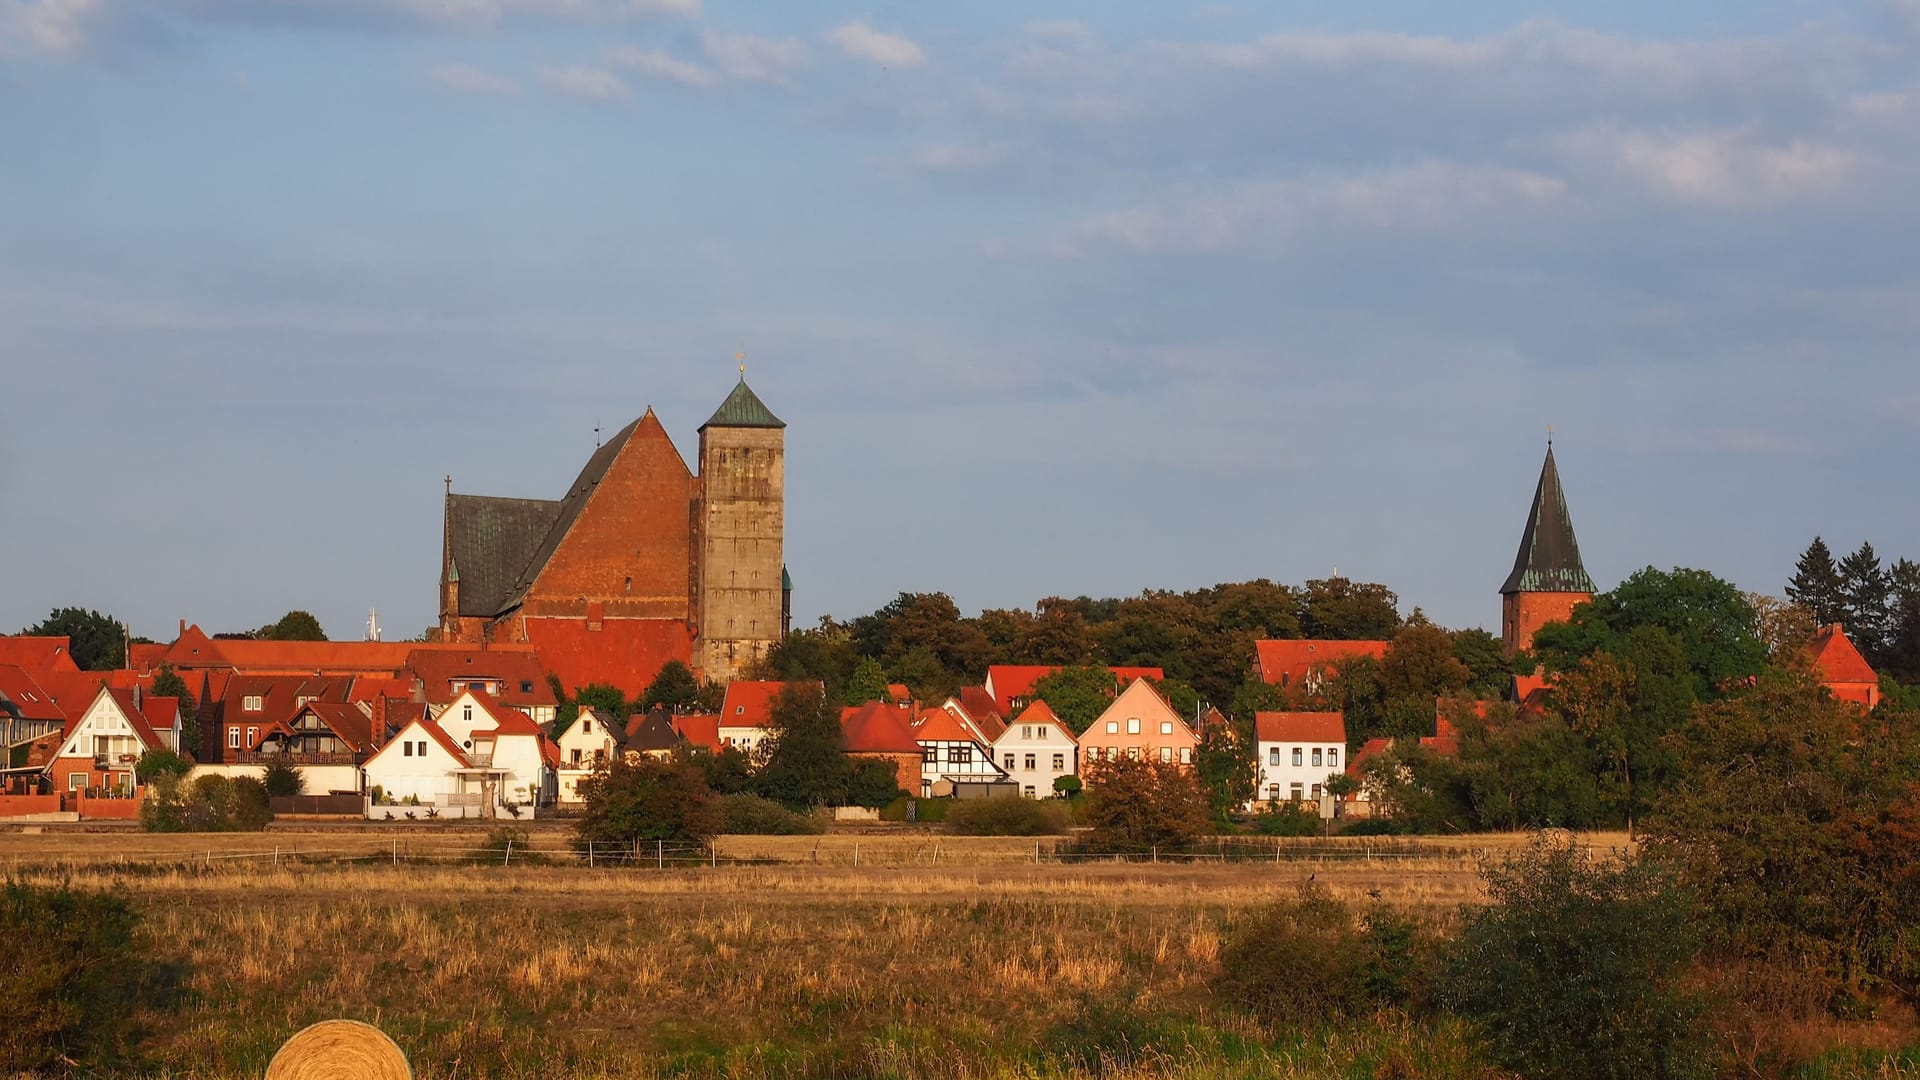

[128,643,169,672]
[1253,640,1388,688]
[0,636,80,672]
[1346,737,1393,780]
[160,624,541,677]
[141,696,180,733]
[957,685,1003,723]
[520,617,692,698]
[982,664,1165,714]
[1512,673,1549,701]
[281,702,376,753]
[912,703,993,746]
[842,701,922,754]
[1254,711,1347,744]
[403,648,556,708]
[1001,700,1079,745]
[349,677,415,704]
[0,665,66,723]
[1808,624,1877,686]
[720,681,809,729]
[672,713,721,751]
[104,688,166,751]
[886,683,913,703]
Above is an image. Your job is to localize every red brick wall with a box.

[1503,591,1591,654]
[0,795,60,817]
[523,414,696,623]
[75,795,142,820]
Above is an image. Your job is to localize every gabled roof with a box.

[103,688,165,752]
[993,700,1079,746]
[141,696,181,733]
[982,665,1165,714]
[1808,624,1877,685]
[402,648,556,708]
[1254,711,1346,745]
[0,664,66,723]
[625,708,684,752]
[887,683,914,704]
[842,701,922,754]
[444,494,562,618]
[1346,737,1394,782]
[1090,678,1191,737]
[956,685,1003,723]
[911,705,982,745]
[521,617,692,698]
[700,376,785,430]
[459,689,546,737]
[672,713,721,751]
[0,636,79,672]
[1253,640,1388,687]
[720,681,808,729]
[282,701,376,753]
[370,714,471,768]
[1501,445,1595,595]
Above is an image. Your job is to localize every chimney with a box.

[179,618,186,638]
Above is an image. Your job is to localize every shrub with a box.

[0,881,140,1073]
[575,756,722,851]
[944,795,1069,836]
[1041,992,1185,1074]
[261,758,305,798]
[1214,883,1366,1024]
[721,793,826,835]
[134,748,192,783]
[879,796,949,823]
[1439,834,1714,1080]
[140,774,272,832]
[1246,801,1323,837]
[476,826,532,863]
[1080,756,1213,850]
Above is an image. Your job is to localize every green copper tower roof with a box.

[1501,446,1595,595]
[701,375,785,431]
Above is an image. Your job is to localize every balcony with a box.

[235,751,363,766]
[91,753,139,769]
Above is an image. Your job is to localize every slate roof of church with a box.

[445,494,560,617]
[700,377,785,430]
[1500,446,1595,595]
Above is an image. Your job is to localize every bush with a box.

[721,793,826,835]
[1041,992,1186,1074]
[0,881,141,1072]
[879,797,949,823]
[476,826,532,863]
[1439,834,1714,1080]
[261,758,305,797]
[1246,801,1323,837]
[1080,757,1213,850]
[1215,883,1367,1024]
[140,774,272,832]
[134,749,192,783]
[574,756,721,851]
[944,795,1069,836]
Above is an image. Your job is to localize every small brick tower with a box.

[695,371,786,682]
[1500,441,1594,655]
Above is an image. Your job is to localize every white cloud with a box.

[1057,161,1566,255]
[828,21,925,68]
[542,65,628,101]
[909,142,1006,172]
[3,0,102,54]
[609,45,718,87]
[1561,125,1857,205]
[699,31,805,85]
[430,62,520,94]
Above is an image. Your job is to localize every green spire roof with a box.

[701,376,785,431]
[446,556,460,584]
[782,565,793,591]
[1501,446,1595,595]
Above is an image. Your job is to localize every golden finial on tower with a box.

[736,348,746,378]
[1547,423,1554,448]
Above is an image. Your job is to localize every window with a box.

[1268,748,1281,765]
[570,749,582,766]
[921,747,936,764]
[1052,753,1065,770]
[1126,718,1141,735]
[1311,784,1323,799]
[246,726,257,747]
[736,706,745,715]
[463,705,473,723]
[1024,785,1036,798]
[1159,721,1173,735]
[1267,784,1280,800]
[1003,754,1015,769]
[1328,749,1339,767]
[242,695,263,713]
[1291,748,1303,766]
[1127,747,1140,761]
[1312,749,1323,766]
[1022,726,1032,739]
[1024,754,1036,770]
[403,742,413,757]
[295,695,315,708]
[1159,747,1172,763]
[582,719,592,734]
[950,745,973,765]
[416,741,426,756]
[1179,747,1193,765]
[70,773,87,791]
[520,680,534,693]
[228,728,241,749]
[1105,720,1118,735]
[1290,783,1304,802]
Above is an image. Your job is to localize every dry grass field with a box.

[4,828,1913,1080]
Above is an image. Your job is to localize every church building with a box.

[1500,444,1594,655]
[438,374,788,688]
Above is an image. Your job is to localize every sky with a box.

[3,0,1919,644]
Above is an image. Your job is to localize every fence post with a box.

[854,843,859,868]
[504,839,512,867]
[1275,838,1281,864]
[392,839,399,866]
[588,843,594,869]
[710,842,716,868]
[1035,840,1040,865]
[273,845,279,868]
[1151,845,1158,864]
[657,839,663,870]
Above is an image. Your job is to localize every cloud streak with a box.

[542,64,628,101]
[828,21,924,68]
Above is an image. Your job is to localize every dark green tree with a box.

[1786,536,1848,627]
[574,756,722,848]
[20,608,125,671]
[1450,628,1512,699]
[1837,541,1891,660]
[1031,665,1120,735]
[150,664,199,757]
[755,683,851,810]
[641,660,699,711]
[1195,720,1255,823]
[843,656,891,706]
[672,744,755,795]
[1532,567,1763,698]
[567,684,629,736]
[1299,577,1401,640]
[261,758,305,798]
[134,748,192,783]
[258,611,327,642]
[1080,756,1214,849]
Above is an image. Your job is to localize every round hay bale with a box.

[264,1019,410,1080]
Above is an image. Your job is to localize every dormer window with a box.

[582,719,592,734]
[242,695,263,713]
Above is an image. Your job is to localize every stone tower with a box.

[696,374,786,681]
[1500,443,1595,655]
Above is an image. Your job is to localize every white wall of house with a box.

[989,722,1078,798]
[441,692,554,808]
[718,723,768,755]
[556,709,617,772]
[55,692,152,772]
[1255,740,1345,804]
[363,722,468,806]
[917,739,1005,796]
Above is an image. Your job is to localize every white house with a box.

[988,700,1079,798]
[1254,711,1347,805]
[363,691,556,818]
[45,687,178,797]
[913,700,1009,798]
[717,681,789,756]
[555,706,622,804]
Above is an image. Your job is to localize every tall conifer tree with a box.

[1838,541,1891,659]
[1786,537,1846,626]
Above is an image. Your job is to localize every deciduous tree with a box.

[1080,756,1213,850]
[258,611,327,642]
[20,608,125,671]
[1032,665,1120,735]
[641,660,699,711]
[574,757,721,848]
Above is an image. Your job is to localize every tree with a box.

[258,611,327,642]
[1079,757,1213,850]
[1748,593,1818,667]
[1450,629,1512,699]
[1195,720,1254,823]
[1532,567,1763,698]
[20,608,125,671]
[1786,536,1847,627]
[755,683,851,810]
[844,758,905,809]
[574,756,722,849]
[134,749,192,783]
[562,684,629,736]
[1299,577,1401,640]
[261,758,305,798]
[1440,836,1712,1080]
[150,665,199,758]
[1031,665,1120,735]
[1837,541,1891,660]
[1382,624,1470,704]
[641,661,699,711]
[672,744,754,796]
[843,657,891,706]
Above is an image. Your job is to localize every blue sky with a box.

[3,0,1918,643]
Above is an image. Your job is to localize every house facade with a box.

[1079,679,1198,770]
[46,688,177,797]
[555,706,621,802]
[1254,711,1346,805]
[913,701,1008,797]
[363,691,556,817]
[988,700,1079,798]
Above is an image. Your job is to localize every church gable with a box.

[513,410,696,621]
[445,494,561,618]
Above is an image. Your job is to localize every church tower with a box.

[1500,443,1594,655]
[695,373,786,682]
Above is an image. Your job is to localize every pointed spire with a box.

[701,372,785,431]
[1500,445,1594,595]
